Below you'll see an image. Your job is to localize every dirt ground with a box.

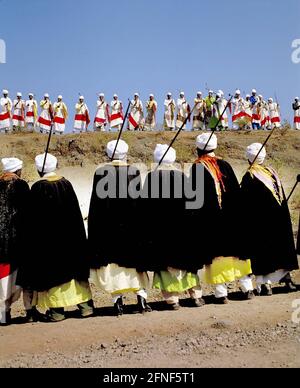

[0,130,300,368]
[0,283,300,368]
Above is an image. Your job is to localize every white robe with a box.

[110,100,123,129]
[232,97,245,129]
[0,266,21,324]
[94,100,109,131]
[260,101,271,129]
[213,98,229,129]
[293,102,300,130]
[25,99,37,125]
[193,98,205,130]
[53,102,68,134]
[0,97,12,131]
[145,100,157,130]
[176,98,189,130]
[12,99,25,128]
[164,99,176,130]
[74,103,89,132]
[268,102,281,128]
[128,99,144,130]
[38,100,52,133]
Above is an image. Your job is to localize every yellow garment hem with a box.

[153,271,199,293]
[37,280,92,309]
[111,288,140,295]
[202,257,252,285]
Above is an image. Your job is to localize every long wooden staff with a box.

[287,175,300,202]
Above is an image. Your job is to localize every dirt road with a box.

[1,285,300,368]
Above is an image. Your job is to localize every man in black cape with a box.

[142,144,204,310]
[240,143,298,295]
[0,158,36,325]
[88,140,151,316]
[17,153,93,322]
[188,133,254,304]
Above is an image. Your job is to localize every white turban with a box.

[113,94,118,98]
[99,93,104,97]
[79,96,84,100]
[235,89,241,95]
[246,94,250,98]
[167,92,172,96]
[17,92,22,97]
[149,94,154,98]
[252,89,257,94]
[154,144,176,164]
[35,153,57,173]
[180,91,185,96]
[197,91,202,95]
[1,158,23,173]
[209,90,214,94]
[29,93,34,97]
[196,133,218,152]
[106,140,129,161]
[246,143,266,165]
[44,93,49,98]
[295,97,299,101]
[58,95,63,99]
[268,98,273,102]
[2,89,8,95]
[134,93,139,97]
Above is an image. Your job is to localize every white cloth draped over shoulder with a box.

[110,100,123,129]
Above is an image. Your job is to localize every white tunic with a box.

[145,100,157,130]
[25,99,38,125]
[293,101,300,130]
[12,99,25,127]
[53,102,68,133]
[74,102,89,132]
[110,100,123,129]
[0,97,12,131]
[176,98,189,130]
[38,100,52,132]
[213,98,229,128]
[193,98,206,130]
[94,100,109,131]
[260,100,271,129]
[128,99,144,130]
[164,98,176,130]
[268,102,281,128]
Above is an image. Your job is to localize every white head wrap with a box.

[29,93,34,97]
[1,158,23,173]
[149,94,154,98]
[2,89,8,95]
[167,92,172,96]
[209,90,213,94]
[252,89,257,94]
[79,96,84,100]
[197,91,202,96]
[58,95,63,100]
[295,97,299,101]
[113,94,118,98]
[154,144,176,164]
[17,92,22,97]
[35,153,57,173]
[268,97,273,102]
[196,133,218,152]
[99,93,104,98]
[235,89,241,95]
[106,140,129,161]
[246,143,266,165]
[44,93,49,98]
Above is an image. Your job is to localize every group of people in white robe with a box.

[1,89,300,134]
[0,132,299,325]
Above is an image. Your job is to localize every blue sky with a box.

[0,0,299,130]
